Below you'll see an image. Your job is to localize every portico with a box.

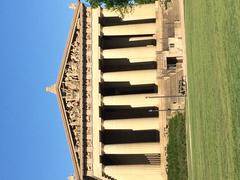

[46,0,185,180]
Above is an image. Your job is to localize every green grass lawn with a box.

[185,0,240,180]
[167,113,188,180]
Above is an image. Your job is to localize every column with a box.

[102,69,157,84]
[129,36,155,41]
[104,143,160,154]
[103,93,159,107]
[102,23,156,36]
[103,174,164,180]
[102,4,156,21]
[102,46,156,61]
[104,165,161,175]
[103,118,159,130]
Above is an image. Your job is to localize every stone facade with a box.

[46,1,185,180]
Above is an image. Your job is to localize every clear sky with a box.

[0,0,87,179]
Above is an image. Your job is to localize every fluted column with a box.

[104,165,161,176]
[104,174,164,180]
[103,93,159,107]
[103,118,159,130]
[102,46,156,60]
[102,23,156,36]
[102,69,157,85]
[102,4,156,21]
[129,36,155,41]
[104,143,160,154]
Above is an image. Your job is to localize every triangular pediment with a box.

[53,2,85,179]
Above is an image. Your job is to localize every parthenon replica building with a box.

[46,0,185,180]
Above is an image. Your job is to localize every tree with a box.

[86,0,155,9]
[86,0,155,16]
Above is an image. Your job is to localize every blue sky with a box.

[0,0,87,179]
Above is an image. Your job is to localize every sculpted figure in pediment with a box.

[65,68,79,78]
[73,128,81,138]
[64,75,78,82]
[65,81,79,90]
[71,46,80,55]
[70,121,80,127]
[71,106,81,115]
[72,90,80,100]
[66,91,75,101]
[76,30,82,41]
[68,61,79,73]
[70,52,81,62]
[69,117,80,125]
[72,40,80,48]
[77,19,81,30]
[66,101,79,110]
[74,137,81,146]
[75,139,81,147]
[75,145,81,152]
[72,31,80,46]
[62,88,79,101]
[68,111,80,122]
[61,88,71,96]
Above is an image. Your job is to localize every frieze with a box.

[85,7,93,174]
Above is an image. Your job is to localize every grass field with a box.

[167,113,188,180]
[185,0,240,180]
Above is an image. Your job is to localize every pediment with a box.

[48,2,87,179]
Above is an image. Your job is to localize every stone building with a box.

[46,0,184,180]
